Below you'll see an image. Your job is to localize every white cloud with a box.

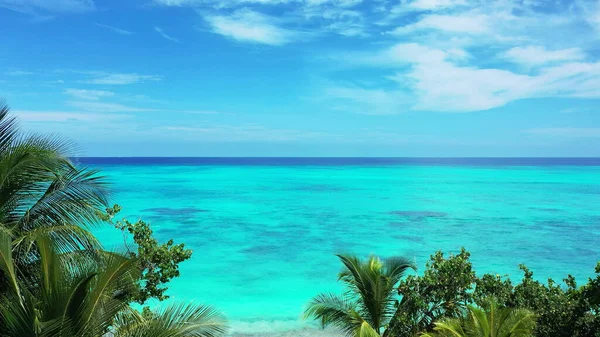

[13,110,130,122]
[348,42,469,69]
[527,128,600,138]
[382,1,583,51]
[305,0,361,7]
[154,0,294,6]
[389,13,490,35]
[312,0,600,113]
[337,42,600,112]
[156,0,368,39]
[5,70,34,76]
[85,73,162,85]
[96,23,134,35]
[64,88,115,100]
[402,60,532,111]
[580,0,600,32]
[306,7,367,36]
[407,0,468,10]
[203,9,298,45]
[326,86,409,114]
[182,110,222,114]
[154,26,181,43]
[502,46,585,66]
[162,124,336,141]
[0,0,95,14]
[153,0,192,5]
[66,101,156,112]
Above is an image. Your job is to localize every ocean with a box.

[79,158,600,336]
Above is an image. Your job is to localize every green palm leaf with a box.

[113,302,228,337]
[0,226,21,301]
[306,254,415,337]
[422,299,536,337]
[0,102,108,264]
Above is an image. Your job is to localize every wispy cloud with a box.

[406,0,468,11]
[5,70,35,76]
[153,0,598,49]
[153,0,195,5]
[84,73,162,85]
[157,0,368,41]
[502,46,585,66]
[334,41,600,112]
[13,110,131,122]
[0,0,95,15]
[64,88,115,100]
[304,6,367,37]
[202,9,299,45]
[162,123,336,142]
[325,86,409,115]
[388,13,490,35]
[95,23,134,35]
[154,26,181,43]
[527,128,600,138]
[155,0,295,6]
[66,101,156,112]
[580,0,600,32]
[181,110,222,114]
[308,0,600,113]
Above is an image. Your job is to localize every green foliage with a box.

[473,273,514,306]
[305,254,416,337]
[0,103,226,337]
[100,204,193,304]
[421,299,536,337]
[0,232,227,337]
[0,102,108,264]
[388,248,599,337]
[111,302,228,337]
[495,264,599,337]
[0,234,140,337]
[390,248,476,337]
[311,248,599,337]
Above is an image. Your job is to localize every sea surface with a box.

[80,158,600,336]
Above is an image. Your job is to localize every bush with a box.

[389,249,599,337]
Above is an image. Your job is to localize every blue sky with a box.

[1,0,599,156]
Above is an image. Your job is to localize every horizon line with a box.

[73,156,600,159]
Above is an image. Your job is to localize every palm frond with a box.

[113,303,228,337]
[0,291,40,336]
[357,321,381,337]
[305,292,364,336]
[0,225,21,299]
[78,252,140,335]
[424,318,467,337]
[383,256,416,284]
[13,223,101,257]
[0,101,19,154]
[498,308,536,337]
[17,166,108,231]
[423,299,536,337]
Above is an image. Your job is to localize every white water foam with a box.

[229,320,343,337]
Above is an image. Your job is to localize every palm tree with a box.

[305,254,416,337]
[421,299,536,337]
[0,102,228,337]
[0,102,108,263]
[0,230,138,337]
[0,231,227,337]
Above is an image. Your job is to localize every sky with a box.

[1,0,600,157]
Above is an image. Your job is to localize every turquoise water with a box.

[88,159,600,335]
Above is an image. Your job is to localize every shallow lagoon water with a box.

[84,158,600,336]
